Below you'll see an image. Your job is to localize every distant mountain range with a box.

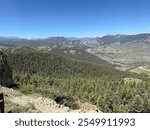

[1,33,150,65]
[1,33,150,48]
[0,36,84,48]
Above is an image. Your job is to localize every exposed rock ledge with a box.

[0,51,13,87]
[1,87,102,113]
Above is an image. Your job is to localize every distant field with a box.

[115,65,134,71]
[116,64,150,82]
[123,77,142,83]
[129,66,150,77]
[0,46,8,49]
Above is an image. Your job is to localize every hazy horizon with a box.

[1,32,150,39]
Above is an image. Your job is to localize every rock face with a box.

[1,87,102,113]
[0,51,13,87]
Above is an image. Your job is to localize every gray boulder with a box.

[0,51,13,87]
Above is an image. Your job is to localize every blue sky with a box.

[0,0,150,38]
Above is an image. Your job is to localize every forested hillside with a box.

[7,52,141,80]
[51,48,110,65]
[3,51,149,112]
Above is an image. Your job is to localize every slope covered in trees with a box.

[7,52,142,80]
[12,74,150,112]
[5,51,150,112]
[51,47,110,65]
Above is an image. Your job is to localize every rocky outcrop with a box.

[1,87,101,113]
[0,51,13,87]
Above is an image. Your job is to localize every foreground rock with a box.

[1,87,101,113]
[0,51,13,87]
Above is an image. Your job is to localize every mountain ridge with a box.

[1,33,150,65]
[1,33,150,47]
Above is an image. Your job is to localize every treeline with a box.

[13,73,150,112]
[7,52,145,80]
